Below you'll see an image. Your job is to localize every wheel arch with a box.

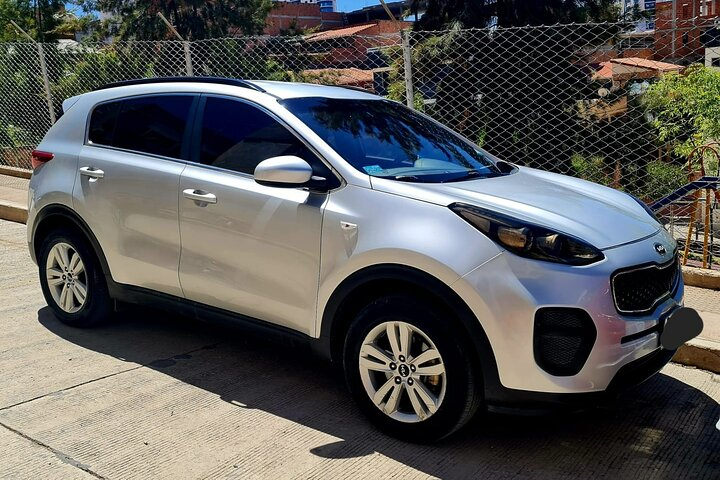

[32,204,113,284]
[319,264,500,392]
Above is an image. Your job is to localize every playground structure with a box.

[650,144,720,269]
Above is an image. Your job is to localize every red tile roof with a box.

[302,68,374,87]
[304,23,376,41]
[592,57,682,81]
[610,57,683,72]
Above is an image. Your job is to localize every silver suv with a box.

[28,78,685,441]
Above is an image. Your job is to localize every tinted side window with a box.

[88,101,121,146]
[112,95,193,158]
[199,98,314,175]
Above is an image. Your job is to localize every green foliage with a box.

[571,154,614,187]
[51,47,156,101]
[0,44,52,147]
[644,64,720,158]
[384,47,420,110]
[89,0,273,40]
[643,159,687,199]
[192,39,291,80]
[0,0,64,42]
[412,0,621,30]
[571,154,686,200]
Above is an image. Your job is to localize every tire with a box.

[343,295,482,442]
[38,228,113,327]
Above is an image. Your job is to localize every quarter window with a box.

[88,101,120,146]
[198,97,315,175]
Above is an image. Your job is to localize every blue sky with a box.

[337,0,384,13]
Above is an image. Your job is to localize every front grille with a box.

[612,258,679,316]
[534,308,597,377]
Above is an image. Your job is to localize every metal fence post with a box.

[402,30,415,110]
[36,43,56,124]
[10,21,56,124]
[183,41,194,76]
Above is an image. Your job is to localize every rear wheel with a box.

[343,295,482,442]
[38,229,112,327]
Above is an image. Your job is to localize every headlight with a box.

[628,194,661,224]
[450,203,604,266]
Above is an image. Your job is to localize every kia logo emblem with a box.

[654,243,667,256]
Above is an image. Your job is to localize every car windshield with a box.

[281,97,504,183]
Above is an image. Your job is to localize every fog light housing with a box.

[534,308,597,377]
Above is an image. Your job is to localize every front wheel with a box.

[343,295,482,442]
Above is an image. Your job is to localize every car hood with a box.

[370,166,661,250]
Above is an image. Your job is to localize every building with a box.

[303,20,412,66]
[265,2,344,35]
[346,1,409,24]
[620,0,658,32]
[276,0,337,13]
[655,0,720,61]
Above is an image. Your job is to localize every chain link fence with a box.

[0,33,406,170]
[0,20,719,268]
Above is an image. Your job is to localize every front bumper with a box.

[452,228,681,398]
[485,346,676,412]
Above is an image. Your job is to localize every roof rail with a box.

[93,77,266,93]
[332,84,374,94]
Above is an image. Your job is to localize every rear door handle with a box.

[183,189,217,204]
[79,166,104,179]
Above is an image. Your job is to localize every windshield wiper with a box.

[375,174,425,182]
[392,175,423,182]
[442,170,499,183]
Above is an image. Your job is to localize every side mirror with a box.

[254,156,315,188]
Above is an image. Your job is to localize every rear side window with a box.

[88,95,193,159]
[198,97,316,175]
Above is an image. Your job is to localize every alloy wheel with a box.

[358,321,447,423]
[45,242,88,314]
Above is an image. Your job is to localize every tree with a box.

[403,1,642,177]
[644,64,720,159]
[89,0,273,40]
[0,0,64,42]
[412,0,621,30]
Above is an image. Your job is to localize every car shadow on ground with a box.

[38,306,720,478]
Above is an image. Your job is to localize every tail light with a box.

[31,150,54,169]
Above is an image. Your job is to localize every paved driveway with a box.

[0,219,718,479]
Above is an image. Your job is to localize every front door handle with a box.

[183,189,217,204]
[79,166,104,179]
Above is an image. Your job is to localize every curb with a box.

[683,266,720,290]
[0,166,31,179]
[672,338,720,374]
[0,200,27,224]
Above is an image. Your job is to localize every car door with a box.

[178,95,339,335]
[72,94,197,298]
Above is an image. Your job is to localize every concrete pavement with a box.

[0,219,719,479]
[676,288,720,374]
